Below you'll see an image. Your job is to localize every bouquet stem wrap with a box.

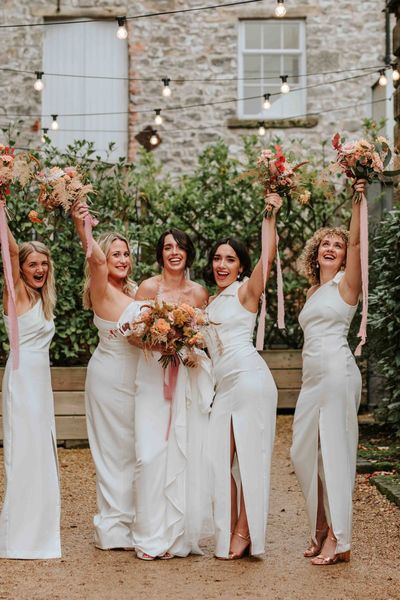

[355,193,368,356]
[256,221,285,351]
[84,213,98,258]
[163,361,180,440]
[0,204,19,369]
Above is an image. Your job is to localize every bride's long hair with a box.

[18,241,56,320]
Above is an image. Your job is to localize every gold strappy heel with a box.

[303,526,329,558]
[311,536,351,566]
[228,531,251,560]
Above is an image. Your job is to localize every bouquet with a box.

[0,145,35,204]
[35,166,98,256]
[331,133,400,200]
[120,301,209,368]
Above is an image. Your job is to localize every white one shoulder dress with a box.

[85,301,140,549]
[206,280,278,558]
[290,272,362,554]
[0,300,61,559]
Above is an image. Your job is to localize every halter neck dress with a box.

[290,271,362,553]
[206,280,278,558]
[0,300,61,559]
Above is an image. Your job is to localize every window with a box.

[237,20,306,120]
[42,20,128,160]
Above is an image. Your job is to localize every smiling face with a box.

[212,243,243,290]
[106,239,131,281]
[317,234,347,274]
[21,251,49,290]
[162,233,187,273]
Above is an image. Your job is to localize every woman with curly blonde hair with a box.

[72,202,139,551]
[291,180,365,566]
[0,222,60,559]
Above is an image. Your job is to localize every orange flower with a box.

[28,210,43,224]
[152,318,171,335]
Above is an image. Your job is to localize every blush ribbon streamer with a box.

[163,361,180,440]
[355,193,368,356]
[0,204,19,369]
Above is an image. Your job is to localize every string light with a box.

[51,115,59,130]
[162,78,171,97]
[391,63,400,82]
[41,128,48,143]
[116,17,128,40]
[378,69,387,86]
[263,93,271,110]
[33,71,44,91]
[154,109,163,125]
[275,0,286,17]
[150,130,159,145]
[280,75,290,94]
[258,121,265,136]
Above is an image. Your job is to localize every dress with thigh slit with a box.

[0,300,61,559]
[205,280,278,558]
[85,301,140,549]
[290,271,362,554]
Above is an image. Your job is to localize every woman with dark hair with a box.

[290,180,365,566]
[130,228,213,560]
[205,193,282,559]
[0,220,60,559]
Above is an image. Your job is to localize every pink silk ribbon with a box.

[84,214,98,258]
[256,223,285,351]
[355,193,368,356]
[163,361,180,440]
[0,204,19,369]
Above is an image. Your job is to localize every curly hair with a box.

[298,227,349,285]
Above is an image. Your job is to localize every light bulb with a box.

[34,71,44,91]
[379,69,387,86]
[162,78,171,97]
[150,132,158,146]
[258,123,266,136]
[263,93,271,110]
[392,65,400,81]
[280,75,290,94]
[154,109,163,125]
[116,17,128,40]
[41,128,48,143]
[275,1,286,17]
[51,115,59,131]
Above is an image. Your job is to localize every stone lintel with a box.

[227,116,319,129]
[31,7,126,19]
[233,5,321,20]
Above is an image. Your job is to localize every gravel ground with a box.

[1,415,399,600]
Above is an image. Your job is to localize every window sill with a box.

[227,116,319,129]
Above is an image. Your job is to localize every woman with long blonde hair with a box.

[72,202,139,551]
[0,221,60,559]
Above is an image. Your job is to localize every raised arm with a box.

[239,193,282,312]
[71,201,108,300]
[339,179,364,305]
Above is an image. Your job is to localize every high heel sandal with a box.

[228,532,251,560]
[303,526,329,558]
[311,537,351,566]
[136,550,155,561]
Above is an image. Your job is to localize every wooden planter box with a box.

[0,350,366,444]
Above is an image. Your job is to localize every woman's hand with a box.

[71,201,89,221]
[353,179,367,196]
[265,192,283,216]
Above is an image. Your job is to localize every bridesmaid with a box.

[0,220,60,559]
[204,193,282,559]
[131,228,212,560]
[290,180,365,565]
[72,202,139,550]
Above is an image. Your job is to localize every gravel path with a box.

[1,415,399,600]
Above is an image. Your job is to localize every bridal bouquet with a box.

[119,301,209,368]
[331,132,400,199]
[0,145,35,202]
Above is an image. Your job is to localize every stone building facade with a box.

[0,1,391,173]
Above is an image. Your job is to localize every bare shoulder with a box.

[135,275,160,300]
[306,284,319,300]
[188,280,209,308]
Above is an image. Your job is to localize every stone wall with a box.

[0,1,388,173]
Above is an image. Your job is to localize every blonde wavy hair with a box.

[298,227,349,285]
[82,231,137,309]
[19,241,56,320]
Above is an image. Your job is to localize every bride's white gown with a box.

[122,302,214,557]
[0,300,61,559]
[86,301,140,549]
[206,280,278,558]
[291,272,362,553]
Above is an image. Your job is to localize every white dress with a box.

[206,280,278,558]
[128,304,214,557]
[0,300,61,559]
[85,302,140,549]
[290,272,362,554]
